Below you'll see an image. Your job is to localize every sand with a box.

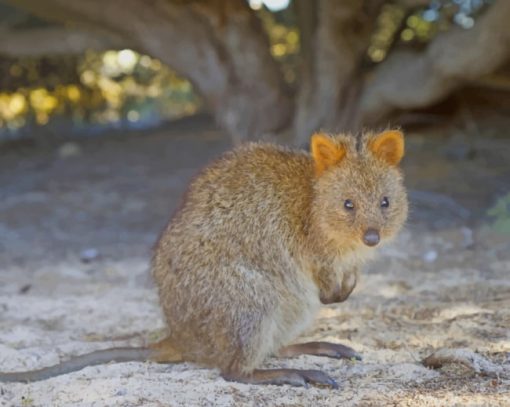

[1,124,509,406]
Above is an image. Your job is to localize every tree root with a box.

[422,348,508,379]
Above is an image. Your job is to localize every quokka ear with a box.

[311,132,347,176]
[368,130,404,166]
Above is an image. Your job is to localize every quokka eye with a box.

[381,197,390,208]
[344,199,354,210]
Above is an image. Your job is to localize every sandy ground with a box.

[0,120,509,406]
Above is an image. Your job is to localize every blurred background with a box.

[1,0,509,265]
[1,2,509,404]
[0,0,509,142]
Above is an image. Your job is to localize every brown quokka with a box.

[0,130,408,388]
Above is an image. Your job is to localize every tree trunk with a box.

[293,0,383,144]
[6,0,292,142]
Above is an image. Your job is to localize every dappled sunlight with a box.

[0,49,200,137]
[258,9,299,84]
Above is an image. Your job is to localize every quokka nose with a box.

[363,229,380,247]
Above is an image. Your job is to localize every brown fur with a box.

[0,130,408,384]
[152,130,408,375]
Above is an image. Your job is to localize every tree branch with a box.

[358,0,510,125]
[0,26,128,57]
[395,0,430,8]
[4,0,291,140]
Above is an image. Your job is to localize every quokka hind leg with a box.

[148,336,184,363]
[222,368,338,388]
[279,342,361,361]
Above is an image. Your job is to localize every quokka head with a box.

[310,130,408,252]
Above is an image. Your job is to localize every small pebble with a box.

[58,142,82,158]
[19,284,32,294]
[80,248,99,263]
[461,226,474,248]
[114,388,128,397]
[423,250,438,263]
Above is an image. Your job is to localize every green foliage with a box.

[487,192,510,234]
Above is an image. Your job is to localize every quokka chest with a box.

[269,271,321,349]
